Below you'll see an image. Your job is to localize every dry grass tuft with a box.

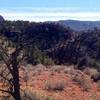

[45,80,65,91]
[73,73,92,91]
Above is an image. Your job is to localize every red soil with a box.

[0,65,100,100]
[19,66,100,100]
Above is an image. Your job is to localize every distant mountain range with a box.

[58,20,100,31]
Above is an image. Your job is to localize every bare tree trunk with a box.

[11,50,21,100]
[13,68,21,100]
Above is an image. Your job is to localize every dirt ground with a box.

[0,64,100,100]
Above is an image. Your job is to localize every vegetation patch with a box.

[73,74,92,91]
[45,80,65,91]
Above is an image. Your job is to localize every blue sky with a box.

[0,0,100,21]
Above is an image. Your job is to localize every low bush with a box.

[73,74,92,91]
[45,80,65,91]
[51,65,65,73]
[91,73,100,82]
[84,68,98,76]
[21,89,54,100]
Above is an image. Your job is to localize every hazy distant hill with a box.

[59,20,100,31]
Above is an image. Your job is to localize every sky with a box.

[0,0,100,22]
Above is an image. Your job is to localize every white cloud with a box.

[0,8,100,22]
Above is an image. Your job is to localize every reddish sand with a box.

[19,67,100,100]
[0,66,100,100]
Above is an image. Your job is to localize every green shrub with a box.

[25,45,54,65]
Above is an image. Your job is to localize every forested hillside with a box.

[0,21,100,71]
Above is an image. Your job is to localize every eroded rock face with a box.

[0,15,4,22]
